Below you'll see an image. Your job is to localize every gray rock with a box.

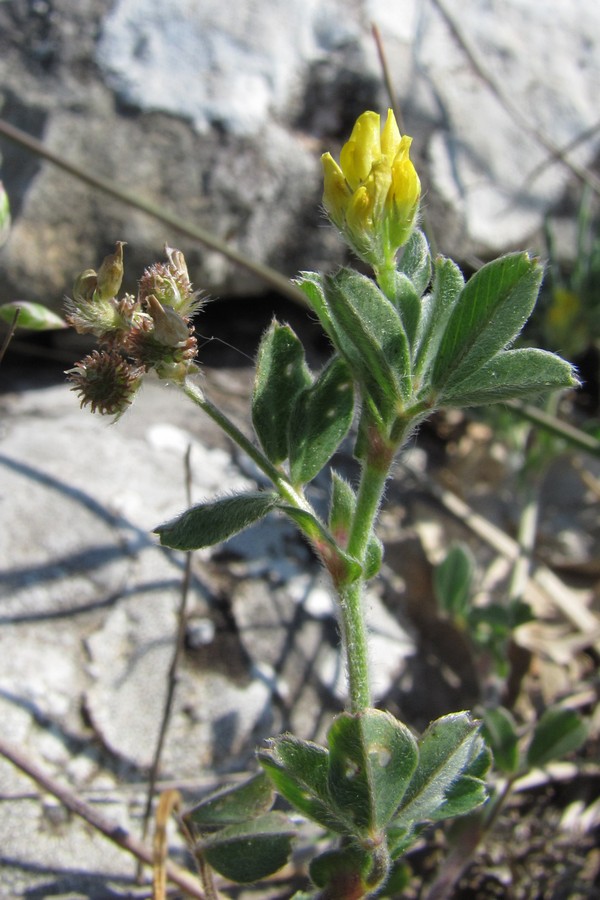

[0,368,413,893]
[1,0,598,311]
[96,0,358,137]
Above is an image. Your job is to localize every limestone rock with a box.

[0,0,598,311]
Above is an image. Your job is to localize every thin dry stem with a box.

[0,735,206,899]
[0,305,20,365]
[138,445,194,874]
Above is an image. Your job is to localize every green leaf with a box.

[431,252,543,392]
[258,735,345,832]
[482,707,520,775]
[363,532,384,580]
[386,823,422,858]
[424,732,490,822]
[252,321,312,464]
[414,256,465,382]
[328,471,355,546]
[288,357,354,486]
[198,812,296,883]
[328,473,382,578]
[433,543,475,619]
[295,271,336,340]
[392,273,422,355]
[428,735,491,821]
[184,772,274,829]
[466,739,493,780]
[526,707,588,768]
[0,301,68,331]
[394,713,485,829]
[510,598,534,628]
[327,709,419,834]
[398,229,432,296]
[438,348,579,406]
[155,491,278,550]
[323,269,411,424]
[0,181,10,247]
[430,774,488,821]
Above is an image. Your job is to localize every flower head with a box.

[128,294,198,383]
[66,244,203,414]
[66,349,143,417]
[322,109,421,269]
[138,246,205,319]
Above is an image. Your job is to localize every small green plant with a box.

[65,110,578,898]
[433,538,589,763]
[429,412,590,892]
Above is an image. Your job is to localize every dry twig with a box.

[0,735,206,899]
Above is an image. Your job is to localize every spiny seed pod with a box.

[66,349,143,417]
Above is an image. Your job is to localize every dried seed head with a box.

[138,246,204,319]
[66,349,143,417]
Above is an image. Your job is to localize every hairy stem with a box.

[346,456,390,563]
[182,376,307,511]
[338,438,394,713]
[338,578,372,712]
[373,263,398,304]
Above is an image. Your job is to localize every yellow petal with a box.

[340,111,381,189]
[322,152,351,225]
[367,160,393,224]
[381,109,402,164]
[346,184,373,236]
[390,155,421,210]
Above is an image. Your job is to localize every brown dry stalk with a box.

[138,445,194,879]
[153,789,182,900]
[0,735,206,899]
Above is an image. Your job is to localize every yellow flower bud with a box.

[321,153,352,229]
[322,109,421,269]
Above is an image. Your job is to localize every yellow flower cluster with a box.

[322,109,421,269]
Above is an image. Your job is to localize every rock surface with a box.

[0,370,415,895]
[0,0,599,309]
[1,356,598,895]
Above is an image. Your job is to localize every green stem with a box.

[337,441,394,713]
[337,579,371,712]
[506,399,600,458]
[346,457,390,563]
[337,417,415,713]
[182,376,305,510]
[374,263,397,303]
